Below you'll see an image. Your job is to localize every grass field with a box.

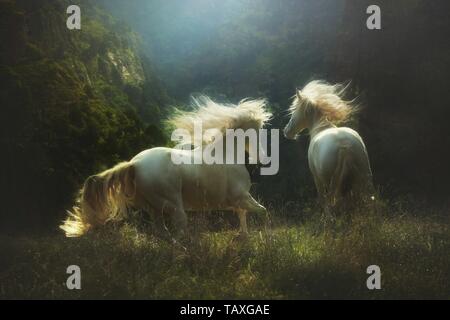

[1,198,449,299]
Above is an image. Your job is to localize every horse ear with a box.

[296,90,302,100]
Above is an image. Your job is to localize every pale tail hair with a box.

[60,161,136,237]
[167,96,272,145]
[291,80,357,124]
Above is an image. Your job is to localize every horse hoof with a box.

[234,232,249,242]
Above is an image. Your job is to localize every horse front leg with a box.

[243,194,267,216]
[235,194,268,236]
[236,208,248,234]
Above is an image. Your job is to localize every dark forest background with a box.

[1,0,449,233]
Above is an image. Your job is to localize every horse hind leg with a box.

[147,195,187,240]
[351,172,375,208]
[161,199,187,239]
[146,203,172,240]
[312,174,328,205]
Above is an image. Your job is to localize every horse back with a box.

[308,127,372,186]
[131,147,252,210]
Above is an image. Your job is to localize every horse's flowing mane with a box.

[291,80,357,124]
[167,96,272,145]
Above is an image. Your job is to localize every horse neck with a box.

[204,133,242,163]
[210,130,259,164]
[308,115,336,139]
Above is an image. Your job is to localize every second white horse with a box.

[284,80,373,205]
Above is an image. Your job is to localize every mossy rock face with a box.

[0,0,169,232]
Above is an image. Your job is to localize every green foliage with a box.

[0,0,169,231]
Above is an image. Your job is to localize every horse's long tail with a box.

[330,146,352,201]
[60,161,136,237]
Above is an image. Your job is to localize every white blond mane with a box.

[167,96,272,145]
[290,80,357,124]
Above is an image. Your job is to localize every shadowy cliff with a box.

[0,0,169,232]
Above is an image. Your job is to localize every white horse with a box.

[60,97,271,238]
[283,80,373,206]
